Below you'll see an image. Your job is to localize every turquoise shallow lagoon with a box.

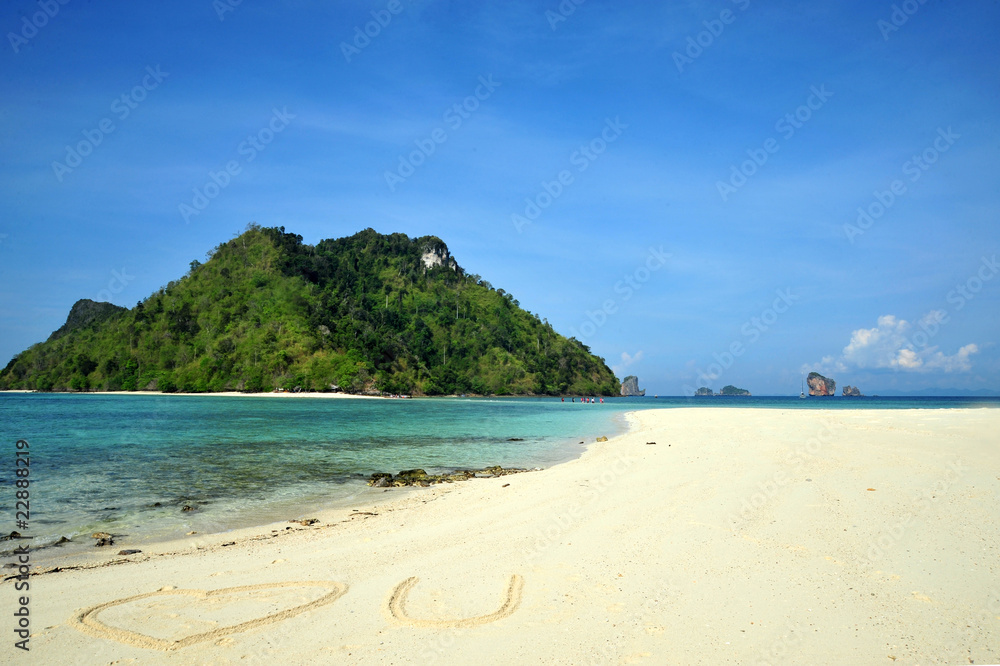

[1,393,996,554]
[0,393,631,552]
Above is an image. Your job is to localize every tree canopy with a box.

[0,225,620,396]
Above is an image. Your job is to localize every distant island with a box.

[0,226,620,397]
[807,372,836,396]
[620,375,645,396]
[695,385,751,396]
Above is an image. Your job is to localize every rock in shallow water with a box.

[92,531,114,547]
[367,465,531,488]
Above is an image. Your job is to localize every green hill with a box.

[0,225,620,396]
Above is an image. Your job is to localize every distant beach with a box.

[0,389,385,399]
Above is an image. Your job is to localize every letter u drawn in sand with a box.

[386,574,524,628]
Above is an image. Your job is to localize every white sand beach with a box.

[0,390,388,400]
[14,408,1000,664]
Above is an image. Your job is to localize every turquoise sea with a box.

[1,393,998,557]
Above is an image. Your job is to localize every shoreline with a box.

[11,407,1000,663]
[18,406,636,570]
[0,389,387,399]
[0,390,621,401]
[21,410,630,568]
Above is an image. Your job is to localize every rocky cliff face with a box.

[807,372,836,396]
[47,299,127,342]
[620,375,645,396]
[842,385,862,397]
[420,240,455,271]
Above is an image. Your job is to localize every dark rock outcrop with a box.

[842,385,862,397]
[694,387,714,396]
[807,372,836,396]
[92,531,114,547]
[620,375,645,397]
[367,465,531,488]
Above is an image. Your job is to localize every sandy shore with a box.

[0,389,388,399]
[12,408,1000,664]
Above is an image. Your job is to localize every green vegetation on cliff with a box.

[694,385,750,396]
[0,226,620,396]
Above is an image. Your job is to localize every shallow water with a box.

[1,393,996,555]
[0,394,629,553]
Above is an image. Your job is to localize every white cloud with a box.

[613,350,644,376]
[804,312,978,374]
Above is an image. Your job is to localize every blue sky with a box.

[2,0,998,395]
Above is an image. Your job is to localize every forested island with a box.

[0,226,620,396]
[694,385,751,396]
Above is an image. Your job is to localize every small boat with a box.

[800,380,806,399]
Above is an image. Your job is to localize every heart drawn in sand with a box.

[70,581,347,651]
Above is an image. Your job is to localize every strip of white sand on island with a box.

[0,390,387,399]
[17,408,1000,664]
